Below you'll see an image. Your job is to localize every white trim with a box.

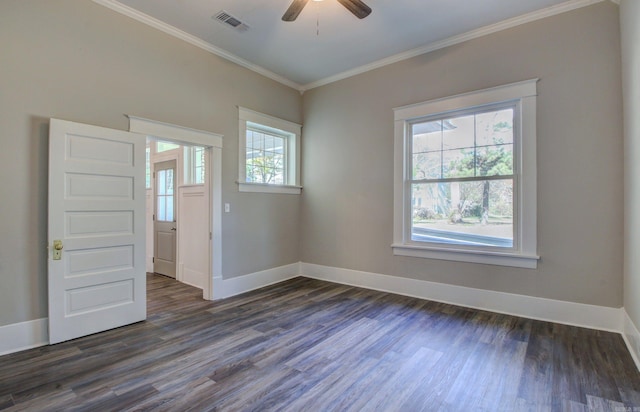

[238,182,302,195]
[92,0,605,93]
[393,79,538,120]
[623,310,640,372]
[208,146,223,300]
[91,0,302,91]
[212,263,300,300]
[393,79,538,268]
[128,116,223,148]
[2,266,631,358]
[238,107,302,193]
[299,0,606,91]
[238,107,302,133]
[127,117,223,302]
[300,263,623,333]
[391,244,539,269]
[0,318,49,356]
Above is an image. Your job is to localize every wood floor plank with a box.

[1,274,639,411]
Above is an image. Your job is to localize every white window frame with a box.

[184,145,206,185]
[392,79,539,269]
[238,107,302,195]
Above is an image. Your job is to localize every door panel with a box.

[48,118,146,345]
[154,160,177,278]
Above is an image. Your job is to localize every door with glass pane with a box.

[154,160,177,278]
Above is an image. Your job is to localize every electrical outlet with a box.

[224,203,230,213]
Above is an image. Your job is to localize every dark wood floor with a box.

[1,274,639,411]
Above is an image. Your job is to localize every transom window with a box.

[238,107,301,194]
[393,80,539,268]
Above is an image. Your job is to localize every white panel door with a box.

[48,118,146,345]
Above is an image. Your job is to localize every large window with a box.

[393,80,539,268]
[238,107,301,194]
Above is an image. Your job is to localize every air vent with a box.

[213,10,249,32]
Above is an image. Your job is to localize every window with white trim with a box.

[238,107,301,194]
[184,145,206,185]
[393,80,539,268]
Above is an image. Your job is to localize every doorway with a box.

[48,117,223,344]
[129,115,223,301]
[146,140,211,291]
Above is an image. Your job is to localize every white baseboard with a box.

[2,263,627,359]
[623,310,640,372]
[300,262,623,333]
[213,262,301,300]
[0,318,49,356]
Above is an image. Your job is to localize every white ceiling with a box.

[97,0,603,90]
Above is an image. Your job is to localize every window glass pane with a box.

[166,195,174,222]
[476,144,513,176]
[194,147,205,184]
[265,168,276,183]
[157,170,166,195]
[273,136,285,154]
[413,151,441,180]
[442,115,474,150]
[264,134,274,152]
[252,131,264,151]
[166,169,174,195]
[476,108,514,146]
[413,121,443,152]
[157,141,179,153]
[184,146,206,185]
[157,196,166,221]
[411,179,513,248]
[273,153,284,169]
[443,148,474,178]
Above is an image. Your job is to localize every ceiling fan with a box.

[282,0,372,22]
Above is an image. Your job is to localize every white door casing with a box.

[48,118,146,345]
[153,160,177,278]
[128,116,223,300]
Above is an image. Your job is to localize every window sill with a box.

[238,182,302,195]
[391,243,539,269]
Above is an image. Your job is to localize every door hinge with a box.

[209,232,212,240]
[153,214,155,221]
[152,257,155,263]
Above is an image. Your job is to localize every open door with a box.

[48,118,146,344]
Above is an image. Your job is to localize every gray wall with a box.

[301,2,624,307]
[0,0,302,327]
[622,0,640,326]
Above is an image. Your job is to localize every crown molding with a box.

[91,0,303,91]
[300,0,607,91]
[93,0,607,93]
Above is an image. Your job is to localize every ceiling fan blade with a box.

[336,0,372,19]
[282,0,310,21]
